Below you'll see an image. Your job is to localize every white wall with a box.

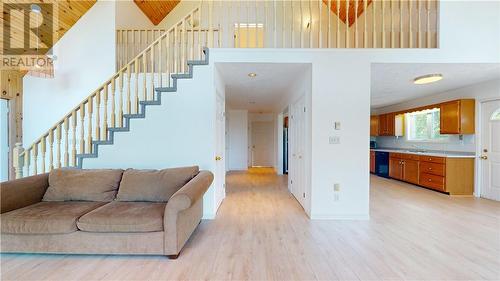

[82,63,217,219]
[115,0,156,29]
[227,110,248,170]
[23,0,116,146]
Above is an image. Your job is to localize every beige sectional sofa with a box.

[0,167,213,259]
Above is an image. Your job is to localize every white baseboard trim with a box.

[310,214,370,220]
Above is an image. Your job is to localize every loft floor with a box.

[1,170,499,280]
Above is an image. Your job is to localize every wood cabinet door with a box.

[378,114,387,135]
[389,158,402,180]
[387,113,395,136]
[370,151,375,173]
[440,100,461,134]
[370,116,379,136]
[403,159,419,185]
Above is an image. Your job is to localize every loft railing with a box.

[116,29,166,71]
[197,0,438,48]
[13,6,217,178]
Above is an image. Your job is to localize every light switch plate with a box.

[329,136,340,144]
[334,122,341,130]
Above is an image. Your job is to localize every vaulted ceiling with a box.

[133,0,180,25]
[1,0,97,55]
[323,0,372,27]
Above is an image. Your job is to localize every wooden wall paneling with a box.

[1,1,96,55]
[0,70,23,180]
[133,0,181,25]
[322,0,373,27]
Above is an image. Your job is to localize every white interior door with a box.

[480,99,500,201]
[251,121,274,167]
[289,96,306,208]
[215,94,226,211]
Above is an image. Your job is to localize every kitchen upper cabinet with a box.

[370,116,379,136]
[386,113,395,135]
[378,113,395,136]
[440,99,475,134]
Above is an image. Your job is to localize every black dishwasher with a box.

[375,151,390,178]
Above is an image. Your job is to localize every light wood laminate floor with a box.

[1,168,499,280]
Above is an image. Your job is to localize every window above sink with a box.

[406,108,450,142]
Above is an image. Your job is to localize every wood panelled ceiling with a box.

[323,0,373,27]
[1,0,96,55]
[133,0,180,26]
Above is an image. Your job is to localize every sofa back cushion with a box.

[116,166,199,202]
[43,169,124,202]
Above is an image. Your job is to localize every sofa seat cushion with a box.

[116,166,199,202]
[77,202,166,233]
[43,169,124,202]
[0,202,105,234]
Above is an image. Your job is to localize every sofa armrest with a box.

[166,171,214,212]
[163,171,214,256]
[1,173,49,214]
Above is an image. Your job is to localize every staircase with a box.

[74,49,209,169]
[13,6,210,178]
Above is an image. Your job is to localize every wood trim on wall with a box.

[1,71,23,180]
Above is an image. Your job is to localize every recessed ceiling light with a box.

[248,73,257,78]
[414,74,443,85]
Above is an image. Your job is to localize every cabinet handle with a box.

[428,179,432,182]
[428,167,432,170]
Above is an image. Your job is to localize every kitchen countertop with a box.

[370,148,476,158]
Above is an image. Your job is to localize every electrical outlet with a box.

[334,183,340,192]
[333,193,340,201]
[329,136,340,144]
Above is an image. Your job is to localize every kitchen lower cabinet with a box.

[402,159,419,185]
[370,151,375,173]
[385,152,474,196]
[389,156,403,180]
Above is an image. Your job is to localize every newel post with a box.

[13,142,24,179]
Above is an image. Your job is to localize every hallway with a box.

[1,171,499,280]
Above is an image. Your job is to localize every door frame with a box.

[214,92,226,212]
[287,93,311,213]
[475,97,500,198]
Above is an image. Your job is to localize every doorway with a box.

[480,99,500,201]
[251,121,274,167]
[216,62,312,215]
[289,95,307,207]
[234,23,264,48]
